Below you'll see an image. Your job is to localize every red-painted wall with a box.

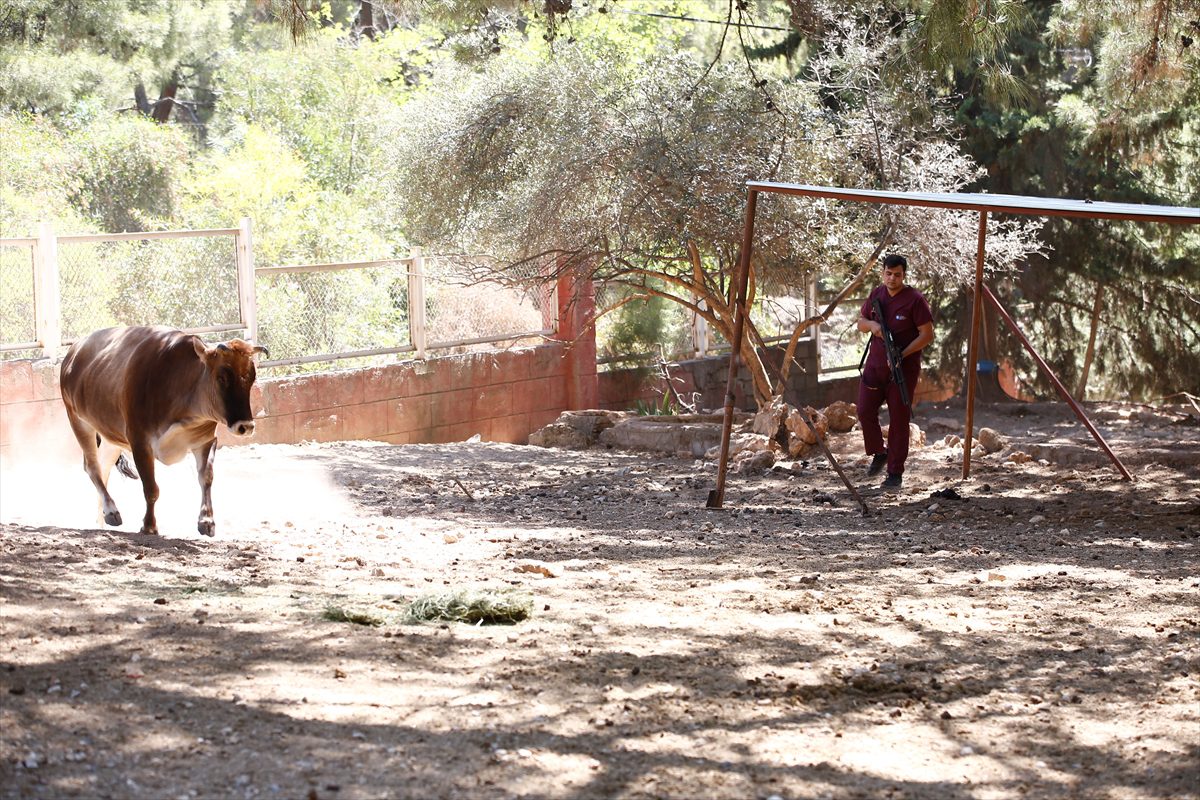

[0,342,582,460]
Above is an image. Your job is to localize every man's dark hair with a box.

[882,254,908,273]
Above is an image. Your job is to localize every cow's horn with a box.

[252,344,269,357]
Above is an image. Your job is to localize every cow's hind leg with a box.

[193,438,217,537]
[64,409,122,526]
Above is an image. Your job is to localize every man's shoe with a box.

[866,452,888,477]
[881,472,903,490]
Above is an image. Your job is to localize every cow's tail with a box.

[96,434,139,480]
[115,454,138,480]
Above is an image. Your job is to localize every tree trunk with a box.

[1076,284,1104,399]
[150,79,178,123]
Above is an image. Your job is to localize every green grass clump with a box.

[323,605,387,627]
[404,588,533,625]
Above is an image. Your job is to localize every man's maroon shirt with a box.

[861,285,934,369]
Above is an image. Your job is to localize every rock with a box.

[883,422,925,448]
[704,432,772,461]
[941,433,962,448]
[928,416,960,431]
[733,449,776,474]
[752,396,790,437]
[822,400,858,433]
[1006,450,1032,464]
[606,417,724,458]
[786,406,828,445]
[529,410,622,450]
[514,563,556,578]
[978,427,1006,454]
[528,422,589,449]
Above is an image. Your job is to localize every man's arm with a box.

[901,322,934,359]
[857,316,882,337]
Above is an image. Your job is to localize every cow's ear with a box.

[191,336,210,360]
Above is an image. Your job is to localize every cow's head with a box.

[193,337,268,436]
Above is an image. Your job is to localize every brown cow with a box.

[60,326,266,536]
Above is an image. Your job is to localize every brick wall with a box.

[0,341,586,460]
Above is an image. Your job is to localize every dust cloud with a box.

[0,424,357,538]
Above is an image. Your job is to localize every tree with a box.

[947,0,1200,400]
[389,38,1042,407]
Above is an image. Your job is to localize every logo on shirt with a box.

[895,314,907,321]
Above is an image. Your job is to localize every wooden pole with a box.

[962,211,988,480]
[708,189,758,509]
[983,285,1133,481]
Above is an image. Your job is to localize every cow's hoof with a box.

[104,510,122,526]
[139,525,159,536]
[197,520,216,537]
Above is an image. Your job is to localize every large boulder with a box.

[601,416,724,458]
[786,405,828,445]
[978,427,1007,454]
[822,400,858,433]
[752,396,789,437]
[529,410,624,450]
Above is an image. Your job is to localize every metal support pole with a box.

[962,211,988,479]
[708,190,758,509]
[983,285,1133,481]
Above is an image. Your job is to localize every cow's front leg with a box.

[193,438,217,537]
[130,443,159,535]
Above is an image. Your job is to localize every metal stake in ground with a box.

[794,407,870,516]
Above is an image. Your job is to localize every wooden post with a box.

[962,211,988,480]
[708,189,758,509]
[34,222,61,358]
[236,217,257,343]
[409,247,427,359]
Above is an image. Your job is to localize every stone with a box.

[733,449,776,474]
[752,396,789,437]
[703,432,771,460]
[786,406,828,445]
[882,422,925,448]
[822,400,858,433]
[530,410,625,450]
[604,417,724,458]
[528,423,591,450]
[978,427,1006,454]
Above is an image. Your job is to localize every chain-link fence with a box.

[1,221,559,373]
[423,256,555,351]
[57,233,241,343]
[254,255,558,373]
[0,240,38,358]
[255,259,413,368]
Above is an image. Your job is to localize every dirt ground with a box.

[1,399,1198,800]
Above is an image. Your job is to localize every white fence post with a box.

[236,217,257,343]
[692,295,709,357]
[35,222,61,358]
[408,247,427,359]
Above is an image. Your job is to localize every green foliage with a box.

[70,115,191,232]
[598,291,690,367]
[635,392,678,417]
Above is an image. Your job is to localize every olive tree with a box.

[389,38,1042,406]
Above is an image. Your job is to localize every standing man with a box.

[856,254,935,490]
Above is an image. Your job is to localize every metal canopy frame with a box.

[709,183,1200,508]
